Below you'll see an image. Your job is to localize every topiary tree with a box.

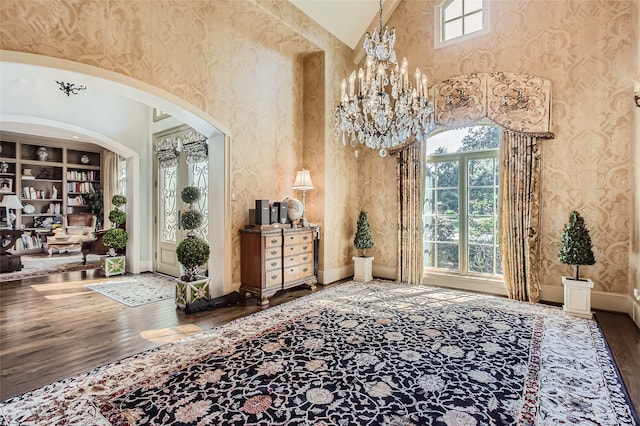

[177,186,210,281]
[354,210,374,257]
[558,210,595,281]
[104,195,128,256]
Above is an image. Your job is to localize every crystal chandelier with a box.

[333,0,435,157]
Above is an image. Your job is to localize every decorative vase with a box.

[175,276,210,309]
[561,276,594,318]
[101,255,126,277]
[353,256,374,283]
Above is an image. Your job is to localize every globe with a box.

[286,197,304,222]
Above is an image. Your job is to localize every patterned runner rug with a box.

[0,281,637,425]
[84,273,176,307]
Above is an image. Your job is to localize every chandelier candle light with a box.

[333,0,435,157]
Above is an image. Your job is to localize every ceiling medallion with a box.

[56,81,87,96]
[333,0,434,157]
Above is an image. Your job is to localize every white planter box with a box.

[175,276,210,309]
[100,255,126,277]
[562,276,594,318]
[353,256,374,283]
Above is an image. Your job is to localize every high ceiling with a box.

[288,0,399,49]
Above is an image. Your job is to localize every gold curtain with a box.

[396,143,424,285]
[498,130,544,302]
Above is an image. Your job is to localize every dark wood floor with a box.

[1,269,638,418]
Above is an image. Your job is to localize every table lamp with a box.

[293,169,314,227]
[0,195,23,229]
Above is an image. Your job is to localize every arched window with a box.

[424,125,502,283]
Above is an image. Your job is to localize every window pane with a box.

[496,246,503,274]
[468,216,494,244]
[424,241,436,268]
[444,0,463,20]
[465,10,483,34]
[469,244,494,274]
[437,189,459,214]
[424,214,436,240]
[436,161,459,187]
[468,158,495,186]
[437,243,459,270]
[469,188,495,215]
[444,19,463,41]
[438,215,459,242]
[424,190,436,215]
[425,163,436,188]
[465,0,483,13]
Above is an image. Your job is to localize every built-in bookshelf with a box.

[0,133,103,253]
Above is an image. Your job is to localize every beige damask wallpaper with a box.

[0,0,637,302]
[359,0,637,297]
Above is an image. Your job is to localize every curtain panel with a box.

[395,72,553,301]
[499,131,543,302]
[396,143,424,285]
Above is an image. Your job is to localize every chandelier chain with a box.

[333,0,434,157]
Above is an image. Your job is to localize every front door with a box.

[154,125,209,277]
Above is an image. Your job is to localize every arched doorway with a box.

[0,51,231,297]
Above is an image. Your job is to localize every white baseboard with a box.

[319,264,353,285]
[373,265,396,281]
[540,285,633,315]
[319,264,395,284]
[633,300,640,329]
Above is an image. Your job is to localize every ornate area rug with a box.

[84,273,175,307]
[1,282,637,425]
[0,252,99,282]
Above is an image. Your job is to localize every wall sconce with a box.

[293,169,314,227]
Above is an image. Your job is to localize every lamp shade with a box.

[293,169,314,191]
[0,195,23,210]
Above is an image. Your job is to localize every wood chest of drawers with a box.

[240,227,318,305]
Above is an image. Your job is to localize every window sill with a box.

[424,271,507,296]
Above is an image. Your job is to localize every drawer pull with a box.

[302,246,309,251]
[270,250,277,255]
[302,256,308,261]
[271,274,278,280]
[270,261,278,267]
[270,238,278,244]
[302,235,309,240]
[303,267,309,273]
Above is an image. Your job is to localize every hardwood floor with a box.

[1,270,639,418]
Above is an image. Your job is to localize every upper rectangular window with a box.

[435,0,489,48]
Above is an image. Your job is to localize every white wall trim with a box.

[319,264,353,285]
[373,265,396,281]
[632,300,640,329]
[540,285,633,315]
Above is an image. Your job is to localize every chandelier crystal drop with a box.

[332,0,435,157]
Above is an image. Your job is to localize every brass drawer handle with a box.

[302,246,308,251]
[271,274,278,280]
[302,256,308,261]
[270,238,278,244]
[302,235,309,240]
[270,250,277,255]
[271,261,278,267]
[303,267,309,273]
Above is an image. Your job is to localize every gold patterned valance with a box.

[431,72,553,136]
